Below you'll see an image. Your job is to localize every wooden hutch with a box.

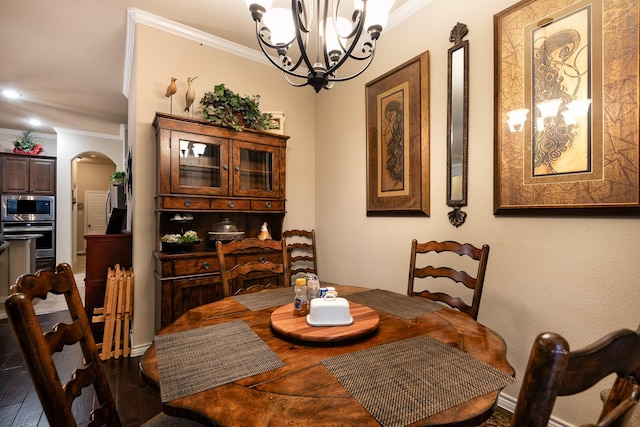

[153,113,289,327]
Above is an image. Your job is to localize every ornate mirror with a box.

[446,22,469,227]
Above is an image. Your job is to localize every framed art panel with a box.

[265,111,286,135]
[494,0,640,214]
[366,51,430,216]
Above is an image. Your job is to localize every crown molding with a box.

[387,0,434,31]
[123,8,268,97]
[123,2,432,97]
[53,127,124,141]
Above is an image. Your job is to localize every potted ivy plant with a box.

[13,130,43,155]
[110,170,126,184]
[200,83,277,132]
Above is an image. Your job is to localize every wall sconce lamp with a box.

[561,99,592,125]
[534,98,563,133]
[507,108,529,132]
[507,99,590,133]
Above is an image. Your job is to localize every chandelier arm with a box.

[345,41,375,61]
[296,0,313,35]
[257,30,295,51]
[254,30,310,80]
[326,1,368,73]
[282,72,313,88]
[336,0,366,44]
[326,50,377,83]
[328,29,367,73]
[292,0,316,73]
[253,16,315,80]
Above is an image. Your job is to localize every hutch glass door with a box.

[232,141,280,198]
[171,132,229,195]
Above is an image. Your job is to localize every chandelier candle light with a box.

[246,0,394,92]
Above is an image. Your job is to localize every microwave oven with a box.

[1,194,55,222]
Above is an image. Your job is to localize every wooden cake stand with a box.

[270,302,379,342]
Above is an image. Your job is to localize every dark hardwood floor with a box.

[0,310,163,427]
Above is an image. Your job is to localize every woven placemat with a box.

[346,289,444,319]
[322,336,517,427]
[155,320,284,402]
[232,287,294,311]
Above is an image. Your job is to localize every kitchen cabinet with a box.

[84,233,132,341]
[1,154,56,194]
[153,113,289,327]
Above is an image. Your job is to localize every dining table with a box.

[139,284,515,427]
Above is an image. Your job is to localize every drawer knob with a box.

[265,202,272,208]
[223,165,229,170]
[202,262,210,270]
[184,199,192,207]
[234,166,240,171]
[228,201,235,208]
[259,257,265,263]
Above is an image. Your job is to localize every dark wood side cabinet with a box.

[1,153,56,194]
[154,113,289,327]
[84,233,132,340]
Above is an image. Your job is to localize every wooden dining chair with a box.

[283,229,318,282]
[511,326,640,427]
[407,239,490,320]
[4,263,201,427]
[216,237,291,296]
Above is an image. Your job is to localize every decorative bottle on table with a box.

[306,273,320,303]
[293,277,308,316]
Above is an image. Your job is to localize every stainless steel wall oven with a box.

[1,195,55,262]
[2,194,55,222]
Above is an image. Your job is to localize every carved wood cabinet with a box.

[153,113,289,327]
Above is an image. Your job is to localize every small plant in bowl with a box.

[13,130,43,154]
[161,230,201,253]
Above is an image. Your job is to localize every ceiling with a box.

[1,0,419,137]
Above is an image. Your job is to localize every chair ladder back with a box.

[283,229,318,281]
[407,239,490,320]
[512,327,640,427]
[5,263,122,427]
[216,237,291,296]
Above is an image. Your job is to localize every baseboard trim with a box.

[131,342,151,358]
[498,392,573,427]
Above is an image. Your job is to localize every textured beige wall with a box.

[314,0,640,425]
[129,25,316,347]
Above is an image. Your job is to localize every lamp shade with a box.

[537,99,562,118]
[264,8,296,45]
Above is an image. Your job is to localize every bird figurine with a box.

[184,76,198,114]
[257,222,272,240]
[165,77,177,97]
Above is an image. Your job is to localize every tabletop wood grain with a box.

[140,284,515,427]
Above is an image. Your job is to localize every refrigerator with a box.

[105,183,127,234]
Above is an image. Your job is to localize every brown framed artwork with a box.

[494,0,640,214]
[366,51,430,216]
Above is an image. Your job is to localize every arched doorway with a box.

[71,152,116,257]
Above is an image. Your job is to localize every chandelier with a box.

[246,0,395,92]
